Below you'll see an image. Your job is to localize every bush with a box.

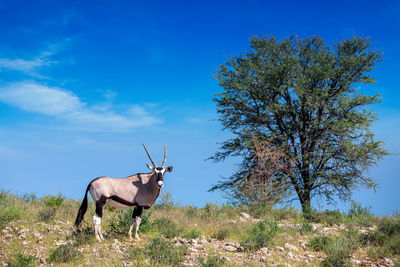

[109,209,152,236]
[182,228,201,239]
[70,226,95,246]
[240,219,279,251]
[153,217,182,238]
[21,192,38,203]
[197,254,226,267]
[322,236,354,266]
[0,192,22,229]
[154,191,176,209]
[212,228,231,241]
[298,219,314,234]
[303,208,344,226]
[348,200,371,217]
[185,205,199,218]
[308,235,332,252]
[37,207,56,223]
[378,218,400,237]
[127,247,147,266]
[139,237,187,265]
[7,253,38,267]
[48,244,83,263]
[41,193,65,208]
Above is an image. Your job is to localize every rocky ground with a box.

[1,212,398,266]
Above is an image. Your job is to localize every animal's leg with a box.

[128,206,143,240]
[134,206,143,239]
[94,197,106,242]
[128,207,136,240]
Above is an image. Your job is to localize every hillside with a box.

[0,190,399,266]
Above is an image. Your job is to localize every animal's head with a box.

[143,144,173,189]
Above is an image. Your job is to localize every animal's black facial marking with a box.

[156,167,163,171]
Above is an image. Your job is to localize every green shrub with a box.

[154,191,176,209]
[70,226,95,246]
[152,217,182,238]
[7,253,38,267]
[41,193,65,208]
[240,219,279,251]
[378,218,400,237]
[212,228,231,241]
[21,192,38,203]
[144,237,188,265]
[48,244,83,263]
[243,203,272,219]
[37,207,56,223]
[185,205,199,218]
[308,235,332,252]
[298,219,314,234]
[197,254,226,267]
[348,201,371,217]
[322,236,354,266]
[0,191,23,229]
[182,228,201,239]
[127,247,148,266]
[303,208,344,226]
[109,209,152,236]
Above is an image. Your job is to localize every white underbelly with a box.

[106,199,131,209]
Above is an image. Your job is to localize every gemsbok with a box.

[74,144,173,241]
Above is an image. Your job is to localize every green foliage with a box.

[197,254,227,267]
[40,193,65,208]
[210,35,387,212]
[153,217,182,238]
[185,205,199,218]
[240,219,279,251]
[212,228,231,241]
[308,235,332,252]
[133,237,187,265]
[0,191,22,229]
[298,220,314,234]
[109,209,152,236]
[127,247,148,266]
[7,253,38,267]
[321,236,354,266]
[304,209,344,226]
[360,217,400,258]
[182,228,201,239]
[21,192,38,203]
[37,207,56,223]
[154,190,176,209]
[348,200,371,217]
[48,244,83,263]
[70,226,95,246]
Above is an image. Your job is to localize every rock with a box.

[260,256,266,262]
[22,241,28,245]
[284,243,298,251]
[258,247,269,254]
[383,258,394,266]
[273,246,285,252]
[4,234,12,239]
[39,257,46,264]
[351,259,361,265]
[223,245,237,252]
[306,254,315,259]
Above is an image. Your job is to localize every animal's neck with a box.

[147,172,161,202]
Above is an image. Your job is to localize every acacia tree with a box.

[209,36,388,212]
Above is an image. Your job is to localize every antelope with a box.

[74,144,173,241]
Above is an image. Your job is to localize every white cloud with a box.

[0,81,160,132]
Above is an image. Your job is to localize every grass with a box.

[128,237,188,265]
[48,244,83,263]
[240,219,279,251]
[0,190,399,266]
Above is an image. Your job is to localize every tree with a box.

[209,35,388,212]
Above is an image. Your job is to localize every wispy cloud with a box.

[0,50,57,78]
[0,81,160,132]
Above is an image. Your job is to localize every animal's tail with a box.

[74,184,90,227]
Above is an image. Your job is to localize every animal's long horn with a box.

[162,144,167,167]
[143,144,157,167]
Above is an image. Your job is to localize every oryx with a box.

[74,144,173,241]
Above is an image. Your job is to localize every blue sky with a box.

[0,0,399,215]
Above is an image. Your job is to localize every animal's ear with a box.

[146,164,154,171]
[166,166,173,172]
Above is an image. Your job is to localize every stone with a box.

[259,247,269,254]
[223,245,238,252]
[351,259,361,265]
[273,246,285,252]
[383,258,394,266]
[284,243,298,251]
